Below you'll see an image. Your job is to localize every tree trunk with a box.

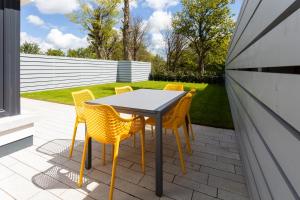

[133,47,137,61]
[95,48,101,59]
[198,57,205,75]
[123,0,131,60]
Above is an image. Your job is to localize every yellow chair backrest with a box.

[83,103,132,144]
[190,88,196,96]
[164,83,184,91]
[172,93,193,124]
[72,89,95,120]
[115,86,133,95]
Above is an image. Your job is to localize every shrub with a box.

[149,70,224,84]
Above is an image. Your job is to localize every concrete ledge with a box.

[0,135,33,157]
[0,114,34,157]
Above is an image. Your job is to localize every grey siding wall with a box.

[21,54,151,92]
[226,1,300,200]
[117,61,151,82]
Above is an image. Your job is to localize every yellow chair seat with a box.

[117,117,145,140]
[146,114,174,129]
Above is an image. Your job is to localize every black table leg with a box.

[155,114,163,197]
[85,124,92,169]
[185,115,189,135]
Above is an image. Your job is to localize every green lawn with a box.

[21,81,233,129]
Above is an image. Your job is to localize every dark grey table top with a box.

[87,89,186,115]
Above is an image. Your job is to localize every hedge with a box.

[149,70,224,84]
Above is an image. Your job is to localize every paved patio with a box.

[0,98,249,200]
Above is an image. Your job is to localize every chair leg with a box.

[188,114,195,141]
[69,119,79,158]
[109,141,120,200]
[174,128,186,174]
[140,130,145,173]
[78,134,89,187]
[183,122,192,154]
[111,145,114,162]
[102,144,106,166]
[133,134,136,148]
[151,125,154,137]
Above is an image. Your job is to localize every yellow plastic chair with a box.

[161,83,184,135]
[115,86,133,94]
[163,83,184,91]
[146,93,192,174]
[187,89,196,140]
[69,89,95,158]
[78,103,145,200]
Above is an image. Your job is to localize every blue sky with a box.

[21,0,243,55]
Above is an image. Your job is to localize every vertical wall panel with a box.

[226,1,300,199]
[117,60,151,82]
[0,0,3,110]
[0,0,20,117]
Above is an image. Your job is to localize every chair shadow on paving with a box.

[31,140,81,180]
[30,138,119,199]
[29,128,217,200]
[29,133,175,199]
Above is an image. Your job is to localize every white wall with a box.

[226,0,300,199]
[20,54,151,92]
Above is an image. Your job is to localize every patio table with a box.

[86,89,187,196]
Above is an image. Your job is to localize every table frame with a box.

[85,89,187,196]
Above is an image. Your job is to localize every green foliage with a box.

[20,42,41,54]
[173,0,235,73]
[69,0,121,59]
[177,48,198,71]
[150,55,167,73]
[67,47,96,59]
[150,70,224,84]
[110,40,123,60]
[46,49,65,56]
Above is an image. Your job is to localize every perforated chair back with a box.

[83,104,134,144]
[115,86,133,95]
[72,89,95,121]
[172,93,193,125]
[164,83,184,91]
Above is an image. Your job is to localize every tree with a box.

[151,55,167,74]
[67,47,96,58]
[130,16,148,61]
[122,0,131,60]
[173,0,235,74]
[163,29,188,72]
[46,49,65,56]
[20,42,41,54]
[69,0,120,59]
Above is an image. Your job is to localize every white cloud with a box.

[148,11,172,33]
[131,0,138,9]
[117,0,138,12]
[34,0,79,14]
[27,15,44,26]
[21,29,88,52]
[143,0,179,10]
[21,32,54,51]
[150,32,165,50]
[46,28,88,50]
[146,11,172,55]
